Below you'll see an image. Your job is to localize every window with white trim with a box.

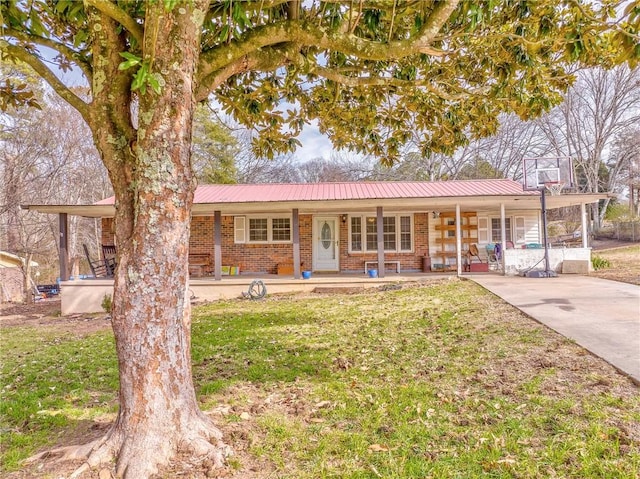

[490,217,512,243]
[351,217,362,251]
[249,218,268,242]
[235,216,291,243]
[271,218,291,241]
[349,214,413,253]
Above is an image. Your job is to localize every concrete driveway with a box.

[470,275,640,385]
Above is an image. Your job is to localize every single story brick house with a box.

[26,179,606,281]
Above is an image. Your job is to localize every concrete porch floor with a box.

[61,271,470,314]
[188,271,458,302]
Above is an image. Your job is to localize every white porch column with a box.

[455,204,462,276]
[500,203,506,274]
[581,203,588,248]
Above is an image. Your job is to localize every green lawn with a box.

[2,279,639,478]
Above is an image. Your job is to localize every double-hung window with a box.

[490,217,512,243]
[235,216,291,243]
[349,214,413,253]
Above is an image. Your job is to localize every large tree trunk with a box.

[107,3,227,477]
[106,3,227,474]
[28,3,228,478]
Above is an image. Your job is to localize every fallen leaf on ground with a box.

[368,444,389,452]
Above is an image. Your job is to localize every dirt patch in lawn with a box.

[0,299,111,337]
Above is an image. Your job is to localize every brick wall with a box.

[220,215,312,274]
[101,218,114,247]
[101,212,430,274]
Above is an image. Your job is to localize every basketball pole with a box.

[540,186,557,277]
[524,184,557,278]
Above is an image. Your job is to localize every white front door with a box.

[313,217,339,271]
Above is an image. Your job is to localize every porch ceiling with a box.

[22,192,608,218]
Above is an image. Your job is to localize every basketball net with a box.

[544,181,565,196]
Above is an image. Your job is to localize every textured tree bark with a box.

[107,4,227,476]
[32,3,229,477]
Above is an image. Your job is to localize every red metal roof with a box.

[96,179,537,205]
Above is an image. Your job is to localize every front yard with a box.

[590,244,640,285]
[1,279,639,478]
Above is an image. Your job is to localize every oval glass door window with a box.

[321,222,332,249]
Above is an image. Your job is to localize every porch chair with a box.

[83,243,113,278]
[464,243,482,271]
[486,243,502,270]
[102,244,117,276]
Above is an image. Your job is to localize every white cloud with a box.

[295,121,336,161]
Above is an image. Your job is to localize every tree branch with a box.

[197,1,457,89]
[2,28,93,84]
[311,66,484,101]
[2,43,91,122]
[196,45,298,101]
[411,0,461,50]
[84,0,144,47]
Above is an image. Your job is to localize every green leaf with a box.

[148,73,162,94]
[163,0,180,12]
[219,25,230,42]
[119,52,141,62]
[118,52,142,71]
[131,63,148,93]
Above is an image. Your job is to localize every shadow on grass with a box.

[192,309,333,395]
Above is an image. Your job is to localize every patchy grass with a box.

[1,279,639,478]
[0,329,118,471]
[590,245,640,285]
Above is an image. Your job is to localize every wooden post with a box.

[59,213,69,281]
[377,206,385,278]
[500,203,506,274]
[292,209,301,279]
[214,211,222,281]
[455,205,462,276]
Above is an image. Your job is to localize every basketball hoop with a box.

[544,181,565,196]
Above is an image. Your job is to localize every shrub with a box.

[101,293,112,313]
[591,255,610,270]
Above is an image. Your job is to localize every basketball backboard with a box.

[522,157,574,191]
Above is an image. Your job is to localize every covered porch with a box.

[58,272,453,315]
[56,239,591,315]
[22,180,607,314]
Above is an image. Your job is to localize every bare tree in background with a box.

[298,152,373,182]
[537,66,640,224]
[0,87,111,282]
[236,147,302,184]
[610,127,640,215]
